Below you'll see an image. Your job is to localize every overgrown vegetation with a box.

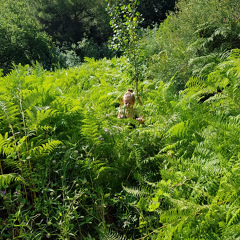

[0,0,175,75]
[1,0,240,239]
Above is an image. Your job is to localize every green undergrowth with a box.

[1,0,240,238]
[0,57,168,239]
[139,0,240,91]
[1,49,240,239]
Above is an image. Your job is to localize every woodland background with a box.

[1,0,240,239]
[0,0,175,75]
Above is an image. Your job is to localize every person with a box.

[118,89,144,126]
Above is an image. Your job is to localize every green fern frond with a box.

[2,158,21,173]
[0,173,24,189]
[99,229,127,240]
[222,223,240,240]
[0,101,19,125]
[92,160,119,180]
[228,49,240,60]
[159,140,188,154]
[185,76,205,89]
[26,107,58,127]
[134,172,158,187]
[167,120,191,138]
[226,198,240,227]
[0,133,15,156]
[188,53,220,76]
[201,92,228,105]
[29,140,62,156]
[81,114,101,143]
[123,185,151,197]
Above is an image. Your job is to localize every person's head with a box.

[123,89,135,106]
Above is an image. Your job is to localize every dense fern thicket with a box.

[1,0,240,239]
[0,0,177,75]
[1,52,240,239]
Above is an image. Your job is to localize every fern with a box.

[0,133,15,156]
[26,107,58,129]
[29,140,62,156]
[0,173,24,189]
[99,229,127,240]
[81,113,101,145]
[167,120,192,138]
[0,101,20,130]
[127,48,240,239]
[123,185,151,197]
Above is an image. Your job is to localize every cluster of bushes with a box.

[1,0,240,239]
[0,0,176,75]
[140,0,240,90]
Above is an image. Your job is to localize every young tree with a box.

[106,0,143,104]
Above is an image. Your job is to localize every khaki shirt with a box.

[118,106,137,119]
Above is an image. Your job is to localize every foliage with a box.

[139,0,240,90]
[0,0,60,74]
[36,0,112,46]
[138,0,176,28]
[128,49,240,239]
[0,0,177,74]
[1,0,240,239]
[3,49,240,239]
[0,58,143,239]
[35,0,176,55]
[106,0,144,103]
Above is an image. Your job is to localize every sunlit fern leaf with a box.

[185,76,205,89]
[0,173,24,189]
[29,140,62,156]
[99,229,127,240]
[197,62,217,76]
[229,49,240,59]
[26,107,58,129]
[222,223,240,240]
[158,199,202,230]
[81,114,101,143]
[0,133,15,156]
[159,139,188,154]
[123,185,151,197]
[188,53,221,77]
[167,120,192,138]
[201,91,228,106]
[0,101,19,125]
[227,205,240,227]
[23,84,57,109]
